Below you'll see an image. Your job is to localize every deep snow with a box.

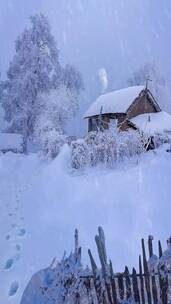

[0,145,171,303]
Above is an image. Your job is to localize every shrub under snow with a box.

[71,129,149,169]
[21,231,96,304]
[38,130,67,159]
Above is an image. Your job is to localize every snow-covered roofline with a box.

[131,111,171,134]
[0,133,24,152]
[84,85,145,118]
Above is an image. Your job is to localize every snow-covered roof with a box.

[0,133,24,152]
[84,85,145,118]
[131,111,171,134]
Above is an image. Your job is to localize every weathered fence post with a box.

[95,227,112,303]
[148,236,158,304]
[132,268,140,303]
[88,248,105,304]
[158,240,163,258]
[142,238,152,304]
[118,273,124,301]
[95,227,108,278]
[139,255,145,304]
[109,260,117,304]
[124,266,132,300]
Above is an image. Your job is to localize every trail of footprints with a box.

[4,191,27,297]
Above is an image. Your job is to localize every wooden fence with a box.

[82,227,171,304]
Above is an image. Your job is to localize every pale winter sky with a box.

[1,0,171,104]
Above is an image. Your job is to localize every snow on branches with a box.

[127,61,170,112]
[21,230,96,304]
[2,14,59,138]
[71,128,147,169]
[1,14,83,152]
[34,86,79,159]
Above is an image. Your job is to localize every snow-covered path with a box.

[0,146,171,303]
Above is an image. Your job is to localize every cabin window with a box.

[89,117,117,131]
[88,118,99,131]
[92,118,99,131]
[88,118,92,132]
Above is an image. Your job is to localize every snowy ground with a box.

[0,145,171,303]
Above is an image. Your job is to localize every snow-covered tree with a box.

[2,14,61,140]
[52,63,84,94]
[34,86,79,158]
[0,73,6,102]
[127,61,170,111]
[128,61,165,87]
[63,64,84,94]
[2,14,84,154]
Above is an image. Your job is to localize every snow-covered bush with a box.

[152,132,171,148]
[158,236,171,282]
[38,130,66,159]
[21,231,96,304]
[71,129,147,169]
[40,254,95,304]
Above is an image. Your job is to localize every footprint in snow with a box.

[11,223,17,228]
[4,258,14,270]
[6,234,11,240]
[16,244,21,251]
[8,281,19,296]
[18,228,26,237]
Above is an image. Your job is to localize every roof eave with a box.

[83,112,127,119]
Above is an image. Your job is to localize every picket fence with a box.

[80,228,171,304]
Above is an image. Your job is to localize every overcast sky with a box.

[1,0,171,105]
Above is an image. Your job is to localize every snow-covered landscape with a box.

[1,145,171,303]
[1,1,171,303]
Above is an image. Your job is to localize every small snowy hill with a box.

[1,145,171,303]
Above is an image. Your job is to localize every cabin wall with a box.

[118,120,134,131]
[88,114,130,132]
[88,115,110,132]
[88,116,100,132]
[88,118,93,132]
[103,115,110,129]
[126,95,158,119]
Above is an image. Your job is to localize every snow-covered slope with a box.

[0,146,171,303]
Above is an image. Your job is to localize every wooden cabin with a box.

[83,86,161,132]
